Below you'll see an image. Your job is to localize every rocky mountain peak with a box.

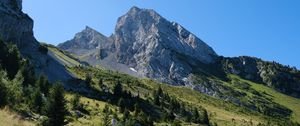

[59,6,218,85]
[111,6,218,84]
[58,26,109,56]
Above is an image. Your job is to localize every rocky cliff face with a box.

[58,26,110,56]
[0,0,38,51]
[0,0,73,82]
[59,6,217,85]
[112,7,217,85]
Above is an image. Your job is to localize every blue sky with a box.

[23,0,300,68]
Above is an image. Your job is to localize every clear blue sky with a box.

[23,0,300,68]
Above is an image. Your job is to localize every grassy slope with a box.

[68,67,272,126]
[3,46,295,126]
[229,75,300,123]
[0,108,34,126]
[47,45,81,67]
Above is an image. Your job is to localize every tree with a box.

[45,82,67,126]
[102,112,111,126]
[31,89,43,113]
[122,109,130,121]
[202,109,209,125]
[71,93,81,110]
[192,108,200,123]
[98,78,103,88]
[113,80,123,98]
[7,71,24,105]
[36,75,50,95]
[157,85,163,97]
[85,73,92,87]
[133,103,140,117]
[6,44,21,79]
[153,92,160,106]
[102,104,111,126]
[21,60,36,86]
[118,98,125,113]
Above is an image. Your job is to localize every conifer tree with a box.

[45,83,67,126]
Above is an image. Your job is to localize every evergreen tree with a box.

[102,104,111,126]
[45,82,67,126]
[7,71,24,105]
[36,75,50,95]
[192,108,200,123]
[6,44,21,79]
[122,109,130,121]
[102,112,111,126]
[118,98,125,113]
[157,85,163,97]
[113,80,123,98]
[21,60,36,86]
[202,109,210,125]
[85,73,92,87]
[71,93,81,110]
[153,92,160,106]
[31,89,43,113]
[98,78,103,89]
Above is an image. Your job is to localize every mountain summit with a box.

[58,26,109,56]
[59,6,217,85]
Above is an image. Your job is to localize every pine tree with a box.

[31,89,43,113]
[36,75,50,95]
[192,108,200,123]
[102,112,111,126]
[45,82,67,126]
[21,60,36,86]
[6,44,21,79]
[7,71,24,105]
[71,93,81,110]
[85,73,92,87]
[102,104,111,126]
[118,98,125,113]
[113,80,123,98]
[98,78,103,88]
[202,109,210,125]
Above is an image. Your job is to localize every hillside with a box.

[0,1,299,126]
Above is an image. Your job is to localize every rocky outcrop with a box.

[112,6,217,85]
[0,0,73,82]
[222,56,300,98]
[58,26,110,56]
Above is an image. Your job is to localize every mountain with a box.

[0,0,73,82]
[59,6,218,85]
[58,6,300,113]
[1,2,300,125]
[58,26,110,56]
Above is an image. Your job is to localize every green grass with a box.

[68,66,277,126]
[47,46,81,67]
[229,74,300,123]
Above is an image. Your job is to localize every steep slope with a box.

[222,56,300,98]
[31,45,300,125]
[58,6,300,121]
[59,6,218,85]
[0,0,73,82]
[112,6,217,85]
[58,26,110,56]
